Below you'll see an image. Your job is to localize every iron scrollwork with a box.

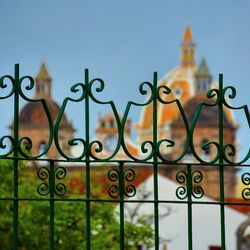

[107,168,136,199]
[176,169,204,200]
[241,173,250,200]
[37,166,67,197]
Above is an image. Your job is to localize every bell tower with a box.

[35,63,52,99]
[195,58,212,94]
[181,25,196,68]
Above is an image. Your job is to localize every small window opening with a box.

[110,119,114,128]
[39,141,46,154]
[101,121,105,128]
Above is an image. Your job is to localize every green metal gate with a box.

[0,64,249,249]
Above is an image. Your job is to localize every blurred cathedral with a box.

[95,25,238,200]
[10,25,250,249]
[12,26,239,200]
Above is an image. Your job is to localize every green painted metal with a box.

[219,74,226,250]
[13,64,19,250]
[0,64,250,249]
[153,72,159,250]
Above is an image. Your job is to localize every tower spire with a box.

[195,58,212,93]
[35,63,52,99]
[181,25,196,68]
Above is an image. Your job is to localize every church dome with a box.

[135,26,236,142]
[136,66,195,131]
[19,99,73,129]
[171,94,236,128]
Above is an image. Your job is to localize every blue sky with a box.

[0,0,250,161]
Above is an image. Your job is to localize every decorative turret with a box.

[35,63,52,99]
[181,25,196,68]
[195,58,212,94]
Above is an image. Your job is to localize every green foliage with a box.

[0,160,154,249]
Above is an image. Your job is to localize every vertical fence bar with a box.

[119,162,125,250]
[153,72,159,250]
[49,161,55,250]
[219,74,226,250]
[85,69,91,250]
[187,164,193,250]
[13,64,19,250]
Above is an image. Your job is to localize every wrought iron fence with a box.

[0,64,250,250]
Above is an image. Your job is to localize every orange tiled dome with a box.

[135,26,236,143]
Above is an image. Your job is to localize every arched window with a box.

[110,119,114,128]
[101,121,105,128]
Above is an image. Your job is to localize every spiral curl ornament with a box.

[191,171,204,198]
[107,169,120,198]
[157,85,173,104]
[37,167,50,181]
[55,183,67,197]
[108,168,119,182]
[157,139,175,162]
[192,185,204,199]
[0,136,15,157]
[136,81,154,105]
[241,173,250,200]
[176,171,187,184]
[108,185,120,199]
[18,76,35,101]
[89,78,109,105]
[135,140,155,161]
[191,171,204,199]
[37,167,50,196]
[55,167,67,180]
[192,171,203,184]
[37,166,67,197]
[89,140,103,155]
[37,183,50,196]
[242,173,250,185]
[222,86,237,109]
[176,186,188,200]
[0,74,16,99]
[124,184,136,197]
[124,168,136,182]
[107,168,136,199]
[242,188,250,201]
[176,170,204,200]
[68,83,86,102]
[206,88,221,106]
[124,169,136,197]
[176,171,188,200]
